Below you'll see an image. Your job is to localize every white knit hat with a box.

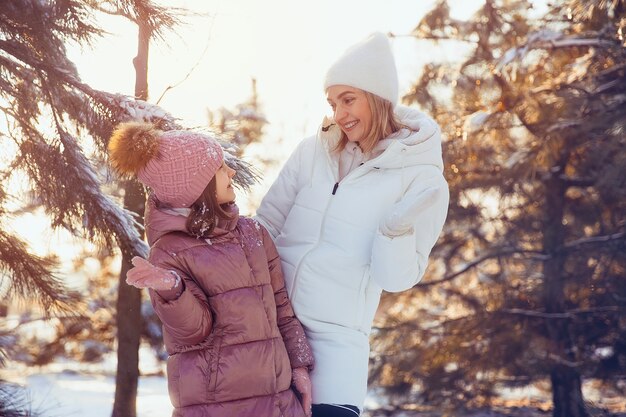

[324,32,399,105]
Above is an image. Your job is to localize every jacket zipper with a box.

[289,154,381,301]
[337,161,380,190]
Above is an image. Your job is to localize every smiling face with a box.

[214,161,236,204]
[326,85,372,143]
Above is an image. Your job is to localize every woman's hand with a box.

[126,256,180,291]
[292,367,312,417]
[381,187,438,237]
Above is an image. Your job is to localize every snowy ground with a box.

[25,372,171,417]
[10,368,626,417]
[5,346,173,417]
[4,348,625,417]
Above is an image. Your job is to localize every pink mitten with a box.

[126,256,180,291]
[292,367,312,417]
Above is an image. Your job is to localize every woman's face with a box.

[214,161,236,204]
[326,85,372,143]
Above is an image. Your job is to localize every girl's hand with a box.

[292,367,312,417]
[126,256,181,291]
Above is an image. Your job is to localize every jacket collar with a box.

[317,105,444,171]
[210,203,240,238]
[145,193,240,245]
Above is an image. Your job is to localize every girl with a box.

[255,32,449,416]
[108,122,314,417]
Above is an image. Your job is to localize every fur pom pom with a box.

[108,122,161,176]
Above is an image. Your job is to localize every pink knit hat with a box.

[108,123,223,208]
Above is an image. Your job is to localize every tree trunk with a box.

[551,365,587,417]
[112,183,143,417]
[133,20,150,102]
[112,20,151,417]
[542,172,588,417]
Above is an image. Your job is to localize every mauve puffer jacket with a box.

[144,196,314,417]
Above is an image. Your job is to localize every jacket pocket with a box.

[168,336,221,407]
[206,334,222,402]
[166,354,182,407]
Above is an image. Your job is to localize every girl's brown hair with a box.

[334,91,405,154]
[186,177,234,238]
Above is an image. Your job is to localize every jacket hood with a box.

[319,105,443,171]
[144,193,239,246]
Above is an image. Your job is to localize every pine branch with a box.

[540,37,615,49]
[559,175,596,187]
[500,306,622,319]
[596,62,626,78]
[547,353,583,368]
[7,105,147,259]
[0,230,80,315]
[93,0,188,41]
[0,38,87,92]
[563,232,626,251]
[0,380,38,417]
[394,32,479,44]
[228,168,610,287]
[44,85,149,257]
[416,247,549,288]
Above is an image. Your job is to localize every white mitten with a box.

[126,256,181,291]
[380,187,439,237]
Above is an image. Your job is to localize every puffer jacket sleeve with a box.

[370,172,449,292]
[148,246,213,347]
[259,223,314,371]
[255,137,310,239]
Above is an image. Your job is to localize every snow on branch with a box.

[1,14,260,264]
[496,28,616,78]
[54,126,149,258]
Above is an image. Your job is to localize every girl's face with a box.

[326,85,372,143]
[214,161,236,204]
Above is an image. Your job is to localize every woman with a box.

[108,122,314,417]
[255,32,449,416]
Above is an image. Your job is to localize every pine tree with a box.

[0,0,180,311]
[370,1,626,416]
[0,1,258,415]
[0,3,178,415]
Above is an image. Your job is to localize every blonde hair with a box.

[334,91,404,154]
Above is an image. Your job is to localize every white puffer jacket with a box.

[255,105,449,408]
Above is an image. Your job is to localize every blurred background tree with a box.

[371,1,625,416]
[208,77,268,157]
